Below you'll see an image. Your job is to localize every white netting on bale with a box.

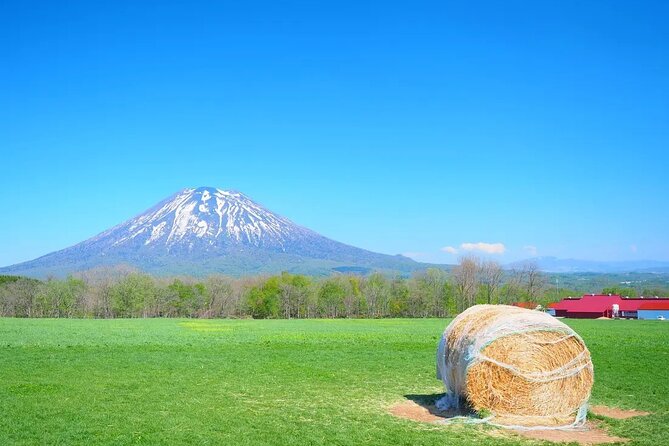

[436,304,594,429]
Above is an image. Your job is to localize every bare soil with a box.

[513,422,628,445]
[590,405,651,419]
[389,400,646,445]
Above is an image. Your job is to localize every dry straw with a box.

[436,305,593,429]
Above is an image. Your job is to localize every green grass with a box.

[0,318,667,445]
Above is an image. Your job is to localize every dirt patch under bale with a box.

[590,405,651,419]
[389,400,639,445]
[513,422,628,445]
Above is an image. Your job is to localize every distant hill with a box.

[0,187,428,278]
[507,256,669,273]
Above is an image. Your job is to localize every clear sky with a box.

[1,0,668,267]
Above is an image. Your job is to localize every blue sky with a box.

[1,0,668,266]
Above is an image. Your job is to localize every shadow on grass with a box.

[403,393,474,419]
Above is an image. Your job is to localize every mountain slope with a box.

[0,187,422,277]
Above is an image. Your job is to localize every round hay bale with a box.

[436,304,593,428]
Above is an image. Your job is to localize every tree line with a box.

[0,258,590,319]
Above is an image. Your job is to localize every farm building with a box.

[637,301,669,320]
[511,302,540,310]
[547,294,669,319]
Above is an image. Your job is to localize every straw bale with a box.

[436,305,593,428]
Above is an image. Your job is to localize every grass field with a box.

[0,318,667,445]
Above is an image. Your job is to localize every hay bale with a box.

[436,304,593,428]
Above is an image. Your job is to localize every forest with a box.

[0,258,667,319]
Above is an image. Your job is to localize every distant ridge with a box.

[0,187,424,278]
[507,256,669,273]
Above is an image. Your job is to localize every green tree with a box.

[36,276,85,317]
[601,286,638,297]
[640,288,669,297]
[166,279,206,317]
[318,279,346,318]
[110,274,156,317]
[389,277,409,317]
[245,277,280,319]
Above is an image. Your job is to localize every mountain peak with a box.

[102,186,306,251]
[188,186,243,196]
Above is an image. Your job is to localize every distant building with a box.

[547,294,669,319]
[637,301,669,320]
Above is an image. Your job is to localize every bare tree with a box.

[480,260,503,304]
[362,273,388,318]
[0,278,40,317]
[0,281,18,316]
[522,261,545,303]
[205,275,234,317]
[76,265,136,317]
[278,281,295,319]
[421,268,449,317]
[452,256,480,312]
[499,268,522,304]
[406,274,428,317]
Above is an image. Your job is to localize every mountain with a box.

[507,256,669,273]
[0,187,424,278]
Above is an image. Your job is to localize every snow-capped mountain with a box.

[87,187,317,253]
[1,187,420,277]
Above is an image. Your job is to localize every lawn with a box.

[0,318,667,445]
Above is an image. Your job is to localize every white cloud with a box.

[441,246,459,254]
[460,242,506,254]
[523,245,538,256]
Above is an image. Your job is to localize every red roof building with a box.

[547,294,669,319]
[638,301,669,310]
